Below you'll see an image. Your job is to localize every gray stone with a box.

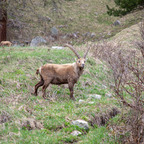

[88,94,101,99]
[83,32,91,37]
[51,46,64,49]
[71,130,82,136]
[62,35,67,39]
[72,33,78,38]
[114,20,121,26]
[30,36,47,47]
[71,120,89,130]
[88,101,94,104]
[51,27,59,36]
[79,99,85,103]
[91,32,96,38]
[105,93,112,97]
[13,44,19,47]
[94,12,98,16]
[49,36,55,41]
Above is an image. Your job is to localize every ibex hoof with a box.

[70,97,76,101]
[43,96,47,99]
[32,92,37,96]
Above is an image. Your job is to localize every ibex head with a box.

[64,44,90,69]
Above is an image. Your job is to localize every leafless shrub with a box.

[93,27,144,143]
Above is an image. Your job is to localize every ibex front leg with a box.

[68,81,75,100]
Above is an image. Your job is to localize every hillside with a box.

[0,46,118,143]
[7,0,144,43]
[1,21,143,143]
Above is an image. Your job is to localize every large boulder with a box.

[71,119,89,130]
[51,27,59,36]
[30,36,47,47]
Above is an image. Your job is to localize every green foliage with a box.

[107,0,144,16]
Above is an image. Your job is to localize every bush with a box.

[107,0,144,16]
[93,22,144,143]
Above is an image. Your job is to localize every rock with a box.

[51,46,64,49]
[71,120,89,130]
[50,36,55,41]
[22,118,43,130]
[51,27,59,36]
[91,32,96,38]
[13,44,19,47]
[94,12,98,16]
[71,130,82,136]
[79,99,85,103]
[88,101,94,104]
[62,35,67,39]
[107,32,111,36]
[83,32,91,37]
[113,20,121,26]
[19,43,25,47]
[88,94,101,99]
[105,93,112,97]
[73,33,78,38]
[30,36,47,47]
[45,36,55,42]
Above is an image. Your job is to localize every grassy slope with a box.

[42,0,144,36]
[8,0,144,41]
[0,46,119,143]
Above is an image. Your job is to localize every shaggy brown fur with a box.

[34,44,90,100]
[0,41,12,47]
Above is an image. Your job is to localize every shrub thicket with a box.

[107,0,144,16]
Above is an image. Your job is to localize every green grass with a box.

[0,46,120,143]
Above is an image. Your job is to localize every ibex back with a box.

[34,44,90,100]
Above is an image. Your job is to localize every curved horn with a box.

[64,44,81,59]
[83,45,91,58]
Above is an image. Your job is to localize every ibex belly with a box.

[51,77,68,85]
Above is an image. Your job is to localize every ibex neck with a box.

[74,63,84,77]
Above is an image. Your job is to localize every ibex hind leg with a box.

[42,79,51,99]
[34,76,44,96]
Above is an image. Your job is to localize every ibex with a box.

[33,44,90,100]
[0,41,12,47]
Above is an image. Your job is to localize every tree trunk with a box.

[0,0,7,42]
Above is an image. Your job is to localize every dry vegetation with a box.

[93,22,144,143]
